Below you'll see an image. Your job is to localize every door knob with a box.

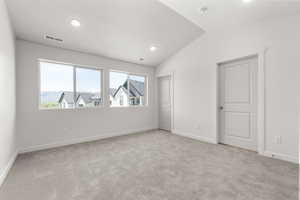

[219,106,224,110]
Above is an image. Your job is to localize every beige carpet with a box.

[0,130,298,199]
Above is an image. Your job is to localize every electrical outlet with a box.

[275,136,282,144]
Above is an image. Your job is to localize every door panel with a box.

[225,112,251,139]
[158,76,171,131]
[224,64,250,103]
[219,57,258,151]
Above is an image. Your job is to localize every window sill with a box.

[38,105,105,111]
[38,104,149,111]
[109,105,149,108]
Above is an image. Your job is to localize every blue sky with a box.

[77,68,101,92]
[110,71,127,89]
[40,62,145,92]
[40,62,74,92]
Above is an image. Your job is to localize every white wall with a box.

[16,40,157,151]
[156,14,300,162]
[0,0,17,183]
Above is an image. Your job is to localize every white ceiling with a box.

[158,0,300,32]
[5,0,203,66]
[7,0,300,67]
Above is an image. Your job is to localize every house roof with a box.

[77,92,101,104]
[109,88,117,97]
[58,92,101,104]
[112,79,144,98]
[129,80,144,96]
[58,92,75,104]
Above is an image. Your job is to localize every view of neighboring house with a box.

[40,79,144,108]
[58,92,101,108]
[110,79,145,106]
[76,93,101,107]
[58,92,74,108]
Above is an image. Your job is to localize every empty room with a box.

[0,0,299,199]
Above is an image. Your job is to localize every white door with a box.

[158,76,171,131]
[219,56,258,151]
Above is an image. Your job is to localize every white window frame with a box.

[38,59,104,110]
[109,70,148,108]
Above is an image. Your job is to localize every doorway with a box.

[158,75,172,131]
[218,56,258,151]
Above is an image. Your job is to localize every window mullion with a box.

[127,74,130,106]
[73,66,77,108]
[145,76,147,106]
[101,69,104,105]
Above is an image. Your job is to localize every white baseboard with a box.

[172,129,298,164]
[0,151,18,188]
[261,151,299,164]
[171,129,217,144]
[19,128,157,154]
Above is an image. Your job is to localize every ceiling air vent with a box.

[44,35,63,42]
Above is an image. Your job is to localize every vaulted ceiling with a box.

[5,0,300,66]
[158,0,300,32]
[5,0,203,66]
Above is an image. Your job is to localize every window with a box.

[40,62,74,109]
[39,61,102,109]
[109,71,147,107]
[76,67,102,108]
[129,75,146,106]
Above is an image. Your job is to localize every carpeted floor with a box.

[0,130,298,200]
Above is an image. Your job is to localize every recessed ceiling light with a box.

[149,46,157,52]
[243,0,253,3]
[71,19,81,27]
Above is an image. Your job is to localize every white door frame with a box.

[216,48,269,155]
[156,72,174,132]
